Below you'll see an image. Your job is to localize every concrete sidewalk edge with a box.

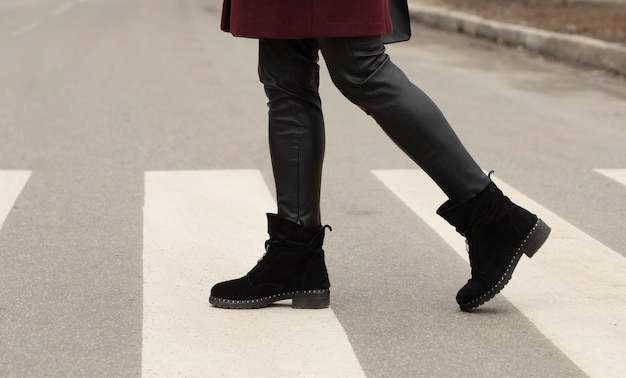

[408,4,626,75]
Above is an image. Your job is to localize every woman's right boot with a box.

[209,214,331,309]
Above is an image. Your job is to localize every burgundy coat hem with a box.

[221,0,393,40]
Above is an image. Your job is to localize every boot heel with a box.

[523,219,551,258]
[292,290,330,309]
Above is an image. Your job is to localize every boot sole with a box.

[209,289,330,310]
[459,218,551,312]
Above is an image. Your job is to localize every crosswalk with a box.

[373,169,626,378]
[595,169,626,187]
[142,170,365,377]
[1,168,625,377]
[6,0,90,38]
[0,170,31,229]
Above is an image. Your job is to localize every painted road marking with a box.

[373,169,626,378]
[10,0,89,38]
[143,170,365,377]
[595,168,626,187]
[0,170,31,230]
[10,20,41,38]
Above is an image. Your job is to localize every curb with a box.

[407,4,626,75]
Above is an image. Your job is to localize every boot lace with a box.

[464,235,479,277]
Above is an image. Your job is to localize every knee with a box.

[327,67,367,102]
[324,50,403,114]
[260,71,322,112]
[326,55,401,115]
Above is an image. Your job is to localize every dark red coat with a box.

[221,0,393,39]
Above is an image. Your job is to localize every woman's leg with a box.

[209,39,332,310]
[258,38,325,227]
[319,36,489,202]
[318,36,550,311]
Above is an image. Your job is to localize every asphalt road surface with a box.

[1,0,625,376]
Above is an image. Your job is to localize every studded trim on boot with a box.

[209,214,331,309]
[210,289,330,310]
[437,180,551,312]
[457,218,550,311]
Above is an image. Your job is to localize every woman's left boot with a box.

[437,180,551,311]
[209,214,331,309]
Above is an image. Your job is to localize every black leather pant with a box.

[259,37,490,227]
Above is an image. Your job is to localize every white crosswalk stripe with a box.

[0,170,31,230]
[9,0,89,38]
[142,170,365,377]
[373,169,626,378]
[141,168,626,377]
[595,169,626,187]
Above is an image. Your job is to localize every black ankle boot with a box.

[209,214,331,309]
[437,180,551,312]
